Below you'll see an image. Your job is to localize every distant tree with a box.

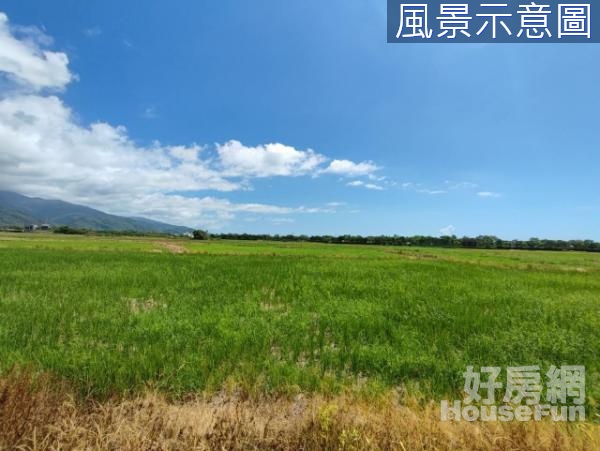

[206,232,600,253]
[527,237,541,250]
[476,235,499,249]
[461,236,477,248]
[53,225,88,235]
[192,229,210,240]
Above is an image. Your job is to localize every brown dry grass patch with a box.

[154,241,187,254]
[0,369,599,450]
[126,297,167,314]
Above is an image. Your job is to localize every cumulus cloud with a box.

[0,95,246,215]
[322,159,379,176]
[169,145,204,162]
[346,180,384,190]
[477,191,501,198]
[0,13,72,91]
[108,193,332,230]
[216,140,327,178]
[0,11,382,229]
[440,225,456,236]
[0,94,353,227]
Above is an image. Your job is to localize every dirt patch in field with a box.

[259,287,289,314]
[126,297,166,314]
[0,369,599,451]
[154,241,188,254]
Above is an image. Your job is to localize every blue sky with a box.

[0,1,599,239]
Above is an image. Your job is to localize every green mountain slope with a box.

[0,191,192,234]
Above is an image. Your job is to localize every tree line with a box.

[197,232,600,252]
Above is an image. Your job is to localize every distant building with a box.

[40,224,51,230]
[24,224,38,232]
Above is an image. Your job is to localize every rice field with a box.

[0,231,599,449]
[0,232,598,400]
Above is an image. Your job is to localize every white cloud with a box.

[445,180,478,190]
[368,173,387,182]
[417,189,446,195]
[401,182,446,195]
[169,145,204,162]
[111,193,327,230]
[322,159,379,176]
[0,94,359,228]
[0,11,383,229]
[403,180,494,197]
[346,180,384,190]
[347,181,364,187]
[0,13,72,91]
[83,27,102,38]
[142,106,157,119]
[0,94,241,202]
[11,24,54,47]
[440,225,456,236]
[477,191,501,198]
[216,140,327,178]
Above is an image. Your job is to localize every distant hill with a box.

[0,191,192,234]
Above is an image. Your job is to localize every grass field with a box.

[1,232,599,449]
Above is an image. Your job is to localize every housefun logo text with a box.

[441,365,586,421]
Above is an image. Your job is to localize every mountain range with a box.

[0,191,192,234]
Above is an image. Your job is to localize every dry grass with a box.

[126,297,167,314]
[153,241,187,254]
[0,369,599,450]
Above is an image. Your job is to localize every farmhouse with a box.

[23,224,51,232]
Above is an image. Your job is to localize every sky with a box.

[0,0,598,239]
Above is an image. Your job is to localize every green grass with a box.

[0,232,598,413]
